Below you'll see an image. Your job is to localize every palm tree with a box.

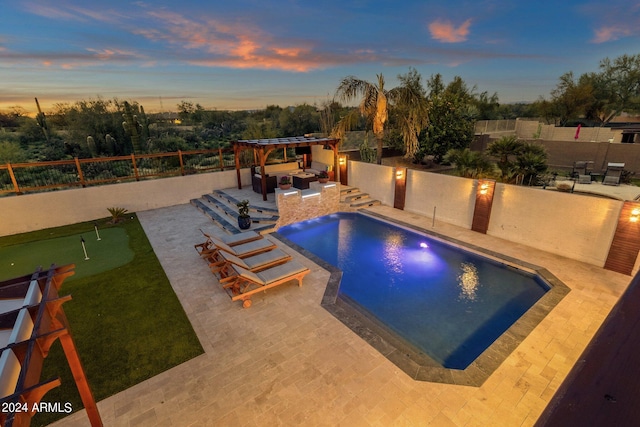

[514,143,548,185]
[444,148,493,178]
[486,135,524,180]
[334,74,389,164]
[393,68,429,159]
[334,71,429,164]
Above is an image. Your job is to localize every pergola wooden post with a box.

[257,146,275,201]
[234,145,242,189]
[231,136,341,201]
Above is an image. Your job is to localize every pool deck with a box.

[52,200,631,426]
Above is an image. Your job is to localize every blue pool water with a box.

[277,213,549,369]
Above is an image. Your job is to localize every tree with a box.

[473,91,501,120]
[514,143,547,185]
[443,148,493,178]
[391,68,429,159]
[279,104,320,136]
[486,135,525,181]
[418,74,476,163]
[591,54,640,124]
[177,101,195,124]
[549,72,593,126]
[334,74,389,164]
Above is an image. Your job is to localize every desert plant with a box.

[122,101,142,154]
[279,176,291,185]
[107,207,128,223]
[359,137,376,163]
[236,200,250,218]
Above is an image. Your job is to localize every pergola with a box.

[232,136,340,201]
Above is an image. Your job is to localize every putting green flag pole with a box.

[81,236,90,260]
[94,223,101,241]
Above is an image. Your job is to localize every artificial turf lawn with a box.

[0,216,204,426]
[0,227,134,282]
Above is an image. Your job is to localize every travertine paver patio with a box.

[52,200,631,426]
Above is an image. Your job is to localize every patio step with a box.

[191,192,278,234]
[339,186,382,209]
[350,198,382,209]
[190,199,238,234]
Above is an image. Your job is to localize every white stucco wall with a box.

[488,183,622,266]
[348,161,395,206]
[404,170,476,229]
[0,170,246,237]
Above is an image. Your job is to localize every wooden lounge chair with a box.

[202,235,276,262]
[195,229,262,257]
[223,261,310,308]
[210,248,292,281]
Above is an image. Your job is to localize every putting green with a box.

[0,228,134,282]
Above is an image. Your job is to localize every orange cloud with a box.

[429,19,472,43]
[137,10,328,72]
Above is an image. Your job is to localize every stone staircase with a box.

[190,190,279,234]
[339,185,381,210]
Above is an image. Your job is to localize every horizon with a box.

[1,1,639,115]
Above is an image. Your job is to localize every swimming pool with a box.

[276,212,570,385]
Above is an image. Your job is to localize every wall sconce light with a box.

[396,169,404,179]
[631,208,640,223]
[339,157,346,166]
[479,183,489,195]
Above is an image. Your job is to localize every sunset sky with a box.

[1,0,639,114]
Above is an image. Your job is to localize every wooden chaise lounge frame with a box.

[223,262,310,308]
[210,248,292,282]
[201,235,276,262]
[194,229,262,257]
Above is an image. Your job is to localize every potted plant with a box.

[279,176,292,190]
[236,199,251,229]
[317,170,329,184]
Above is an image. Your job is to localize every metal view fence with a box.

[0,148,253,196]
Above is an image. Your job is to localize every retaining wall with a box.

[0,169,246,237]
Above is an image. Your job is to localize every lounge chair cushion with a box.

[220,248,290,270]
[210,236,275,256]
[201,229,261,247]
[233,260,308,284]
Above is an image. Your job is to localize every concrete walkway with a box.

[52,203,631,426]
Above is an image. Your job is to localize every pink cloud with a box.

[429,19,472,43]
[592,25,633,43]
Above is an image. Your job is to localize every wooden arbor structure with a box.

[0,265,102,427]
[232,136,340,201]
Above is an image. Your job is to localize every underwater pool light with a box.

[420,242,429,249]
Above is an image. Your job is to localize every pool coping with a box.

[273,211,571,387]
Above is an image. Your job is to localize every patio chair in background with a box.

[195,229,262,257]
[210,248,292,281]
[222,261,310,308]
[573,161,593,184]
[603,162,625,186]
